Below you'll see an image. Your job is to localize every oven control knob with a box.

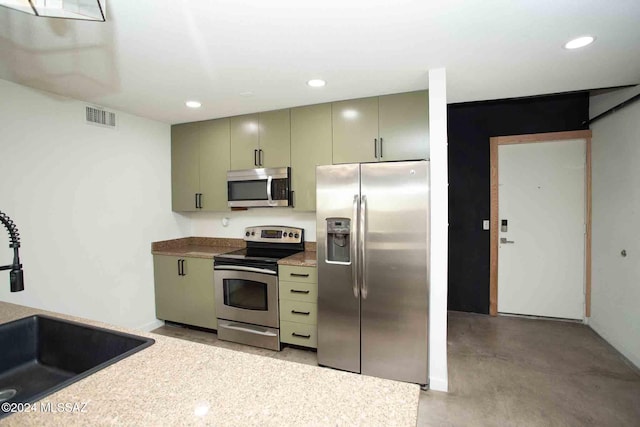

[288,232,293,237]
[245,231,250,237]
[294,233,299,238]
[251,231,255,236]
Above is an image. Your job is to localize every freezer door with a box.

[316,163,361,373]
[360,161,429,384]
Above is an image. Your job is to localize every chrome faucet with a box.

[0,210,24,292]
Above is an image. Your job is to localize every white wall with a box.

[428,68,448,392]
[189,210,316,241]
[590,96,640,368]
[0,79,189,330]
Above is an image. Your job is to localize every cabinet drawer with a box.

[280,321,317,348]
[279,265,317,284]
[279,280,317,303]
[279,300,317,325]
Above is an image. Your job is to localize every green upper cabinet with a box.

[291,103,332,211]
[230,110,291,170]
[171,118,231,212]
[171,123,201,212]
[378,91,429,161]
[199,118,231,211]
[230,114,259,170]
[332,90,429,164]
[259,109,291,168]
[332,96,379,164]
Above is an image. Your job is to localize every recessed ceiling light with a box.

[307,79,326,88]
[185,101,202,109]
[564,36,595,50]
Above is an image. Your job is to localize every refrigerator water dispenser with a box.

[326,218,351,263]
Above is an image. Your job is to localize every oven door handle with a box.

[214,265,277,275]
[219,323,278,337]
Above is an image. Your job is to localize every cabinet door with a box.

[378,91,429,161]
[183,258,217,329]
[171,123,201,211]
[230,114,260,170]
[259,109,291,168]
[153,255,184,323]
[332,97,379,164]
[199,118,231,211]
[291,104,332,211]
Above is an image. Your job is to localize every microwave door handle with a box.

[266,175,276,206]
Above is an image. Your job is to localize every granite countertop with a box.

[0,302,419,426]
[152,237,317,267]
[278,251,317,267]
[151,237,244,259]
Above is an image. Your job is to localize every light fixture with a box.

[0,0,106,21]
[307,79,326,88]
[564,36,595,50]
[185,101,202,109]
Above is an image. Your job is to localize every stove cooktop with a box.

[215,248,300,263]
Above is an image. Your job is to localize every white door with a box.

[498,139,586,320]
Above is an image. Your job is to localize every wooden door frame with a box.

[489,130,593,317]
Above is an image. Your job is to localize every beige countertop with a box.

[0,302,419,426]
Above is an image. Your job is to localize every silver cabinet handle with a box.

[290,289,310,294]
[254,149,258,166]
[360,195,367,299]
[290,273,309,278]
[291,310,310,316]
[380,137,383,158]
[259,149,264,166]
[374,138,378,159]
[220,323,277,337]
[351,194,359,298]
[500,238,515,244]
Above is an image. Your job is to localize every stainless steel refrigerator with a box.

[316,160,429,386]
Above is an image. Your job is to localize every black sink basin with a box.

[0,315,154,418]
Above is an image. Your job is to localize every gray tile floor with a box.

[152,312,640,426]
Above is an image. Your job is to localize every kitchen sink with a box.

[0,315,154,418]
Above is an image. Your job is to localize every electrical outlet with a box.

[482,220,490,230]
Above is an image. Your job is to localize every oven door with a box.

[214,266,279,328]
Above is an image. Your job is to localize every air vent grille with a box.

[85,105,116,128]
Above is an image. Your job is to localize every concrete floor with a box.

[152,312,640,426]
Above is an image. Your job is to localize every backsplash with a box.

[187,210,317,242]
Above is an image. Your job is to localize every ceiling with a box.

[0,0,638,124]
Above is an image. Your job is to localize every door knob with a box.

[500,237,515,244]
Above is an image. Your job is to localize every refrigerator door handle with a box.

[351,194,359,298]
[360,194,367,299]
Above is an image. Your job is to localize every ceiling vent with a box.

[85,105,117,129]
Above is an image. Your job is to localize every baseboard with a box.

[428,376,448,392]
[136,319,165,332]
[589,319,640,372]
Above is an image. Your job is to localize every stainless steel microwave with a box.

[227,167,292,208]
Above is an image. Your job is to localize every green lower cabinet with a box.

[153,255,217,330]
[280,321,317,348]
[278,265,318,349]
[154,255,185,324]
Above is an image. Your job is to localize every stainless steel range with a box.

[214,226,304,351]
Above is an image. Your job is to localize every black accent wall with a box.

[447,93,590,314]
